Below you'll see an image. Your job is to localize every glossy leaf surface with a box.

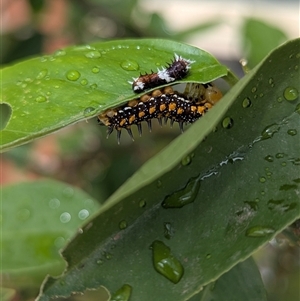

[37,39,300,301]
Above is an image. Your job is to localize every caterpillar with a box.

[98,83,222,144]
[130,54,194,93]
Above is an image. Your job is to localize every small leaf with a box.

[189,257,267,301]
[0,39,227,152]
[1,180,100,287]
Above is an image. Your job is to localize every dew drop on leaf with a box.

[181,154,192,166]
[242,97,252,108]
[35,95,47,103]
[283,86,299,101]
[54,49,66,57]
[245,226,275,237]
[260,123,280,140]
[66,70,81,81]
[85,50,101,59]
[119,220,127,230]
[259,176,266,183]
[36,69,48,79]
[151,240,184,284]
[92,67,100,73]
[80,79,88,86]
[78,209,89,220]
[120,60,139,71]
[110,284,132,301]
[139,200,146,208]
[222,117,234,129]
[83,107,96,117]
[60,212,71,223]
[287,129,297,136]
[48,198,60,209]
[264,155,274,162]
[162,177,200,208]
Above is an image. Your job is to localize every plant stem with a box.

[222,69,240,87]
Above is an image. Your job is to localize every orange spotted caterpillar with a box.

[98,83,222,144]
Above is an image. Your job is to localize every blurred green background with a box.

[1,0,299,300]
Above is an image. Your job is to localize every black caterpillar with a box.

[98,83,222,144]
[130,54,194,93]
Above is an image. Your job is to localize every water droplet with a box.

[259,177,266,183]
[295,103,300,114]
[259,93,264,97]
[49,198,60,209]
[90,83,98,89]
[54,49,66,57]
[83,107,96,117]
[110,284,132,301]
[78,209,89,220]
[85,50,101,59]
[261,123,280,140]
[264,155,274,162]
[287,129,297,136]
[139,200,146,208]
[268,78,274,86]
[277,96,283,103]
[66,70,81,81]
[289,158,300,165]
[268,199,296,212]
[222,117,234,129]
[36,69,48,79]
[78,228,84,234]
[60,212,71,223]
[157,180,162,188]
[181,154,192,166]
[62,187,74,198]
[16,208,31,221]
[105,252,112,260]
[54,236,66,249]
[35,95,47,103]
[92,67,100,73]
[119,220,127,230]
[275,153,285,159]
[120,60,139,71]
[80,79,88,86]
[246,226,275,237]
[206,254,211,259]
[242,97,252,108]
[251,87,257,93]
[164,222,174,239]
[151,240,184,284]
[162,177,200,208]
[283,86,298,101]
[96,259,103,265]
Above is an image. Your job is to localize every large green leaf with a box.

[37,39,299,301]
[0,39,227,152]
[1,180,100,287]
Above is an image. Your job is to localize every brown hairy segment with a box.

[98,83,222,144]
[131,54,194,93]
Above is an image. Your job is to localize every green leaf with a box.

[242,18,288,68]
[0,39,227,152]
[37,38,299,301]
[189,257,267,301]
[1,180,100,287]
